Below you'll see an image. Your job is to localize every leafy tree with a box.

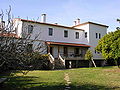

[85,50,93,60]
[96,30,120,68]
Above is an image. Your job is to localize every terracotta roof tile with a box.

[15,18,84,31]
[73,21,109,28]
[46,41,90,47]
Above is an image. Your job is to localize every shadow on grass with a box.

[0,70,120,90]
[70,84,120,90]
[28,84,120,90]
[1,78,120,90]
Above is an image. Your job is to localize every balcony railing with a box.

[59,53,84,60]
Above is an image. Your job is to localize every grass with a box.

[0,66,120,90]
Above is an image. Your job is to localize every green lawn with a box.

[0,66,120,90]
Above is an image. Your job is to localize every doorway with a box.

[50,47,53,55]
[64,47,68,57]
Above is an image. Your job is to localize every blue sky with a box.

[1,0,120,32]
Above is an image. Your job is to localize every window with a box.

[64,30,68,37]
[85,32,87,38]
[74,48,79,57]
[26,44,33,52]
[99,33,101,39]
[96,33,98,38]
[75,32,79,39]
[28,25,33,34]
[95,50,96,54]
[49,28,53,36]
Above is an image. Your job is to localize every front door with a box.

[64,47,68,57]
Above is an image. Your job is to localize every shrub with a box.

[85,50,93,60]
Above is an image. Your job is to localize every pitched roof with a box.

[73,21,109,28]
[0,33,19,38]
[15,18,84,31]
[46,41,90,47]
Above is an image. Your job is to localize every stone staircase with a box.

[54,58,65,69]
[48,53,65,69]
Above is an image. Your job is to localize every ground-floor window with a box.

[74,48,79,57]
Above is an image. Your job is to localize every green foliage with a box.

[96,30,120,60]
[21,52,50,70]
[85,50,93,60]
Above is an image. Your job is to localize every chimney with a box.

[77,18,80,24]
[74,20,77,26]
[54,23,58,25]
[41,14,46,23]
[74,18,80,26]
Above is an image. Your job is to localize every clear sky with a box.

[1,0,120,32]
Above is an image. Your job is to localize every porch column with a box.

[58,46,60,57]
[69,61,72,68]
[47,45,50,53]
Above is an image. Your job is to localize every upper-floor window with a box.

[64,30,68,38]
[99,33,101,39]
[85,32,87,38]
[96,33,98,38]
[75,32,79,39]
[49,28,53,36]
[28,25,33,34]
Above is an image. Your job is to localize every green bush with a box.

[85,50,93,60]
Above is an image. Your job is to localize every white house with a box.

[73,21,108,59]
[13,15,108,68]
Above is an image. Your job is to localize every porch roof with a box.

[46,41,90,47]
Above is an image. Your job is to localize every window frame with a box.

[48,28,53,36]
[28,25,33,34]
[96,33,98,38]
[64,30,68,38]
[99,33,101,39]
[75,32,79,39]
[85,32,87,38]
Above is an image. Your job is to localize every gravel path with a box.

[64,73,71,90]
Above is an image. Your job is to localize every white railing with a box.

[58,54,65,66]
[48,53,54,64]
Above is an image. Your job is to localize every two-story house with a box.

[13,15,108,68]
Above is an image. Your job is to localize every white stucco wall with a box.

[74,24,90,43]
[14,19,108,59]
[74,23,107,59]
[89,24,107,59]
[13,19,23,37]
[15,20,89,45]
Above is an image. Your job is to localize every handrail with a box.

[58,54,65,66]
[48,53,54,64]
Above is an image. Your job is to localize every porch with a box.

[46,41,90,59]
[46,41,90,69]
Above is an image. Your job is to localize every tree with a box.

[85,50,96,67]
[0,6,48,74]
[85,50,93,60]
[96,29,120,68]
